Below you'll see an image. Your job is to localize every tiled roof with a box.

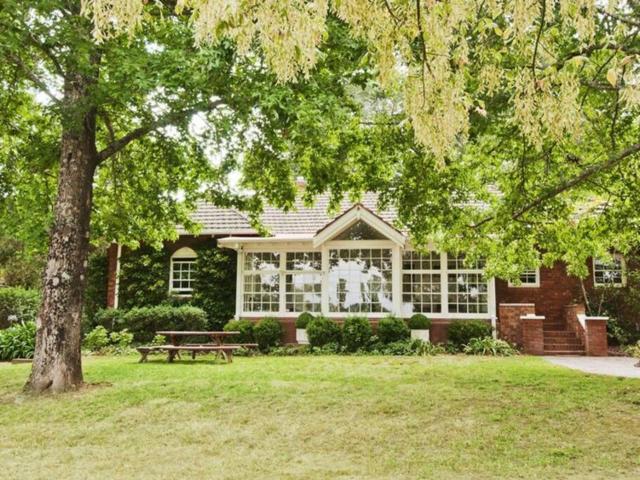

[180,192,397,237]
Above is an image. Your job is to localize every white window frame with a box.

[284,251,322,314]
[242,251,282,314]
[400,250,443,315]
[593,254,626,287]
[508,268,540,288]
[169,247,197,296]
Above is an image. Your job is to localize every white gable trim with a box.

[313,204,405,248]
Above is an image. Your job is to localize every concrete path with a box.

[544,356,640,378]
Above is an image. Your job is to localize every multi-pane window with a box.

[285,252,322,313]
[509,269,540,287]
[328,248,393,313]
[170,247,197,294]
[593,255,625,287]
[171,259,196,293]
[447,253,488,314]
[243,252,281,312]
[401,251,442,314]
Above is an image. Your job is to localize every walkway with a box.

[544,356,640,378]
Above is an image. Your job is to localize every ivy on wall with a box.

[191,245,236,330]
[114,241,236,329]
[117,245,170,310]
[84,251,108,321]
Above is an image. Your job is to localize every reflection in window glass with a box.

[447,273,488,314]
[243,252,280,312]
[401,251,441,315]
[594,256,624,286]
[328,248,393,313]
[285,252,321,312]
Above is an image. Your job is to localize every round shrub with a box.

[295,311,315,329]
[448,320,493,348]
[306,316,341,347]
[0,321,36,360]
[92,308,126,331]
[223,319,255,344]
[122,305,208,342]
[376,315,410,344]
[407,314,431,330]
[342,316,372,352]
[253,317,283,350]
[83,326,110,352]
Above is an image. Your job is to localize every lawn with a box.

[1,355,639,479]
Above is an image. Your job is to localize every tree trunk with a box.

[25,71,98,394]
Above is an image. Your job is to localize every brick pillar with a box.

[585,318,608,356]
[498,304,536,347]
[521,314,545,355]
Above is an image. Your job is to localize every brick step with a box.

[544,331,577,337]
[543,323,567,330]
[544,350,585,355]
[544,342,583,350]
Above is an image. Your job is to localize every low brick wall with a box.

[521,314,545,355]
[564,304,608,356]
[497,304,536,347]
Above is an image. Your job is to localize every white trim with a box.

[312,205,405,248]
[235,249,243,319]
[113,243,122,309]
[593,254,627,287]
[169,247,198,295]
[508,268,540,288]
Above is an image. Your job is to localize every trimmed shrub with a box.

[254,317,283,350]
[377,315,410,344]
[407,313,431,330]
[296,312,315,329]
[92,308,126,331]
[122,305,207,342]
[0,287,41,328]
[83,326,110,352]
[0,321,36,360]
[342,316,372,352]
[448,320,493,348]
[463,337,518,356]
[307,316,341,347]
[191,246,237,330]
[223,319,254,344]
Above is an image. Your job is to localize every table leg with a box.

[168,350,177,363]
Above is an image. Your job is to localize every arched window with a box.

[170,247,197,294]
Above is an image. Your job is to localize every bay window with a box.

[285,252,322,313]
[401,251,442,314]
[243,252,280,312]
[447,254,488,314]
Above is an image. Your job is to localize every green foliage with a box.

[376,316,410,344]
[412,340,447,356]
[295,312,315,329]
[253,317,282,351]
[118,246,170,310]
[0,287,41,328]
[223,319,255,344]
[91,308,126,331]
[0,321,36,360]
[625,341,640,360]
[191,245,236,330]
[122,305,207,342]
[448,320,493,348]
[407,314,431,330]
[83,326,134,354]
[151,335,167,346]
[306,317,341,347]
[463,337,518,356]
[84,251,109,322]
[607,318,633,346]
[0,238,44,289]
[341,316,372,352]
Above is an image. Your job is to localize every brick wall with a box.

[521,315,545,355]
[497,304,535,347]
[495,262,583,324]
[106,244,118,308]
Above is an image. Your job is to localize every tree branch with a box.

[531,0,546,80]
[96,99,224,163]
[472,141,640,229]
[6,53,61,103]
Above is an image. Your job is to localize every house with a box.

[105,193,620,355]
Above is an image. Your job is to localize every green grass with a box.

[1,355,639,479]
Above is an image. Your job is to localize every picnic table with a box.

[136,330,258,364]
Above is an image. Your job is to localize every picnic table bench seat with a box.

[136,344,240,363]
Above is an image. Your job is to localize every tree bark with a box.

[25,70,98,394]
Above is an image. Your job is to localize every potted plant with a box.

[295,312,314,344]
[407,314,431,342]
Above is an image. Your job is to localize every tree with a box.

[90,1,640,277]
[0,1,377,392]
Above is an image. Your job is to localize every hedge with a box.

[447,320,493,348]
[0,321,36,360]
[342,316,372,352]
[224,319,255,343]
[377,316,410,344]
[306,317,341,347]
[254,317,282,350]
[121,305,208,342]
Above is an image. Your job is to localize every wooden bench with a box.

[136,345,240,364]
